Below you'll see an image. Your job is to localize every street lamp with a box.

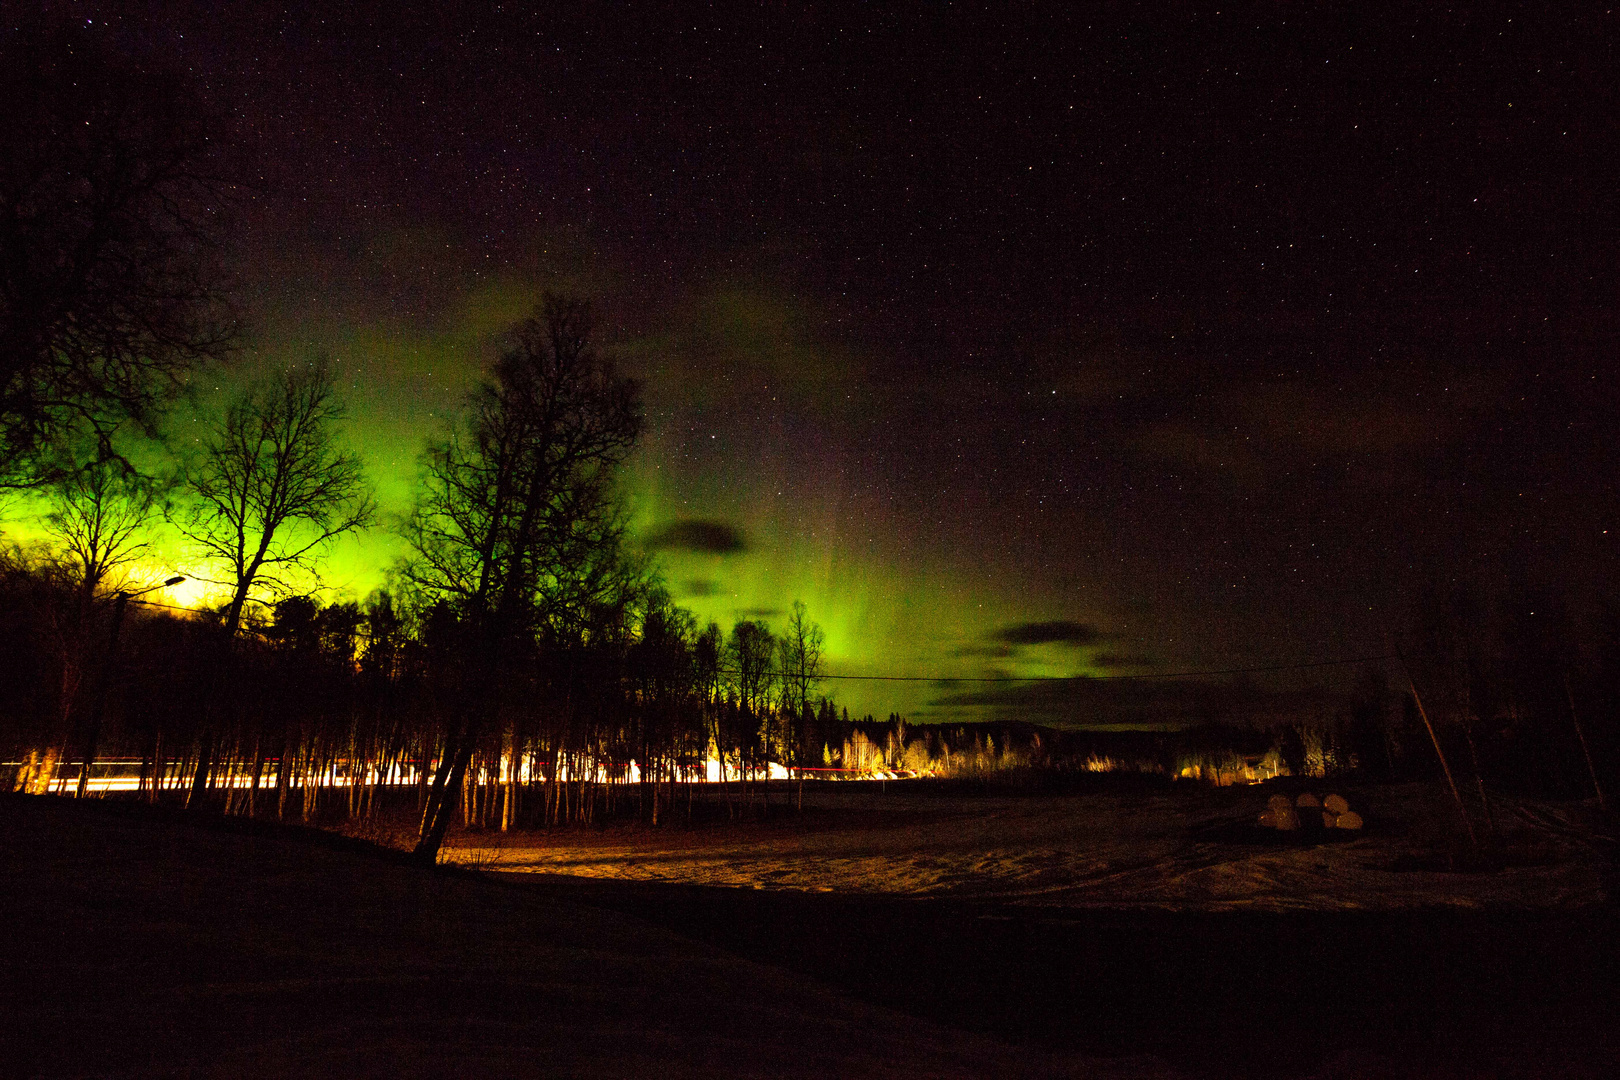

[75,576,186,798]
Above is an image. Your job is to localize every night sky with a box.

[43,2,1620,724]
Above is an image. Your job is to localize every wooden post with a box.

[1564,674,1608,812]
[1394,642,1477,847]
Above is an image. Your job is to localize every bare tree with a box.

[173,358,372,807]
[175,358,375,639]
[0,17,235,490]
[45,462,162,602]
[40,461,163,791]
[401,295,643,862]
[777,599,824,807]
[728,619,777,806]
[728,620,777,719]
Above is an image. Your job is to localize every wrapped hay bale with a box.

[1263,794,1300,830]
[1333,810,1363,830]
[1323,793,1349,815]
[1296,792,1321,808]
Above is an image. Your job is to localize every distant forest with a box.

[4,529,1617,856]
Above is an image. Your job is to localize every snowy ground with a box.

[458,781,1614,910]
[7,788,1616,1078]
[0,794,1157,1079]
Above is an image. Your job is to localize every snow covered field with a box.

[6,788,1615,1078]
[462,782,1614,910]
[2,793,1145,1079]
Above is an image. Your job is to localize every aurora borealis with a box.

[231,276,1130,723]
[12,2,1618,726]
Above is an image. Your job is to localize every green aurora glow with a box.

[8,6,1613,734]
[3,269,1125,724]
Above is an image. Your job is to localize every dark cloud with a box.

[679,579,720,597]
[734,608,782,620]
[991,621,1102,647]
[645,519,747,555]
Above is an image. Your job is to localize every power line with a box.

[723,654,1396,684]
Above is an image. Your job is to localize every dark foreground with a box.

[2,795,1616,1079]
[513,874,1619,1079]
[0,795,1153,1080]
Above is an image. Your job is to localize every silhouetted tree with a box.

[42,461,176,796]
[44,462,162,598]
[401,295,642,862]
[172,357,373,804]
[728,620,776,719]
[26,464,159,781]
[777,600,824,807]
[0,17,234,490]
[175,357,374,639]
[727,619,776,805]
[627,591,698,823]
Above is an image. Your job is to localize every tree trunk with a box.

[247,736,263,817]
[413,715,480,864]
[275,731,291,819]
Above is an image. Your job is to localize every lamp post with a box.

[75,576,185,798]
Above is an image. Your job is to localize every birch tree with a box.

[401,295,642,862]
[173,357,372,804]
[777,599,824,804]
[176,358,374,638]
